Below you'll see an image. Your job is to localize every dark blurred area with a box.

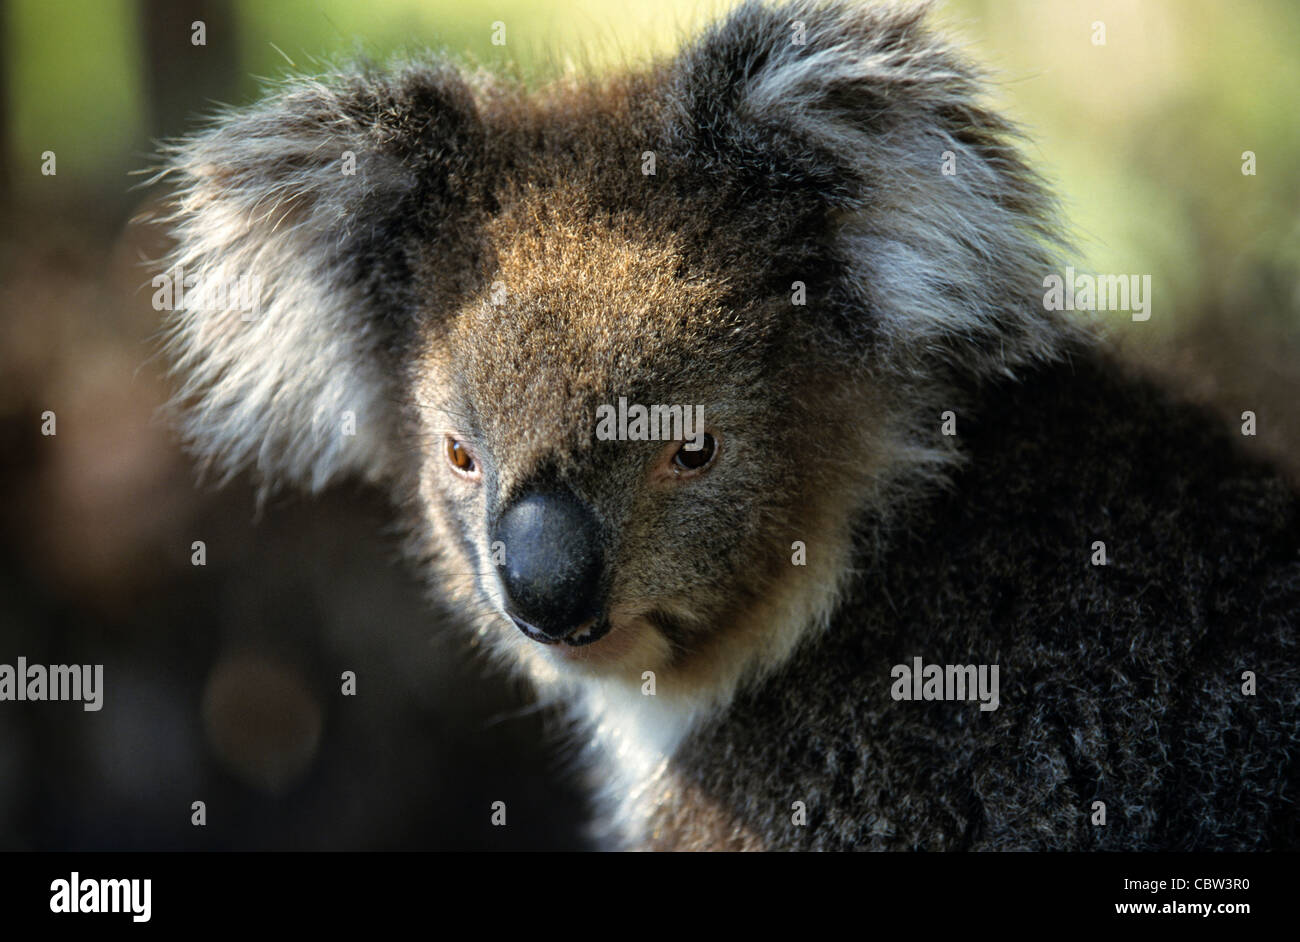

[1,0,1297,850]
[0,215,593,848]
[0,212,593,849]
[0,0,593,850]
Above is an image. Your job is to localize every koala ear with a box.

[156,64,487,497]
[670,0,1072,377]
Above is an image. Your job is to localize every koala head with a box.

[158,0,1069,706]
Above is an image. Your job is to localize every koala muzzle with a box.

[494,488,608,644]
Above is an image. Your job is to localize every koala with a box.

[155,0,1299,850]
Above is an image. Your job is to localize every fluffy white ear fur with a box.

[157,78,417,496]
[675,0,1074,378]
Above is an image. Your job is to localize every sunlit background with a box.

[1,0,1297,849]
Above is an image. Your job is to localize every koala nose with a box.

[493,488,605,642]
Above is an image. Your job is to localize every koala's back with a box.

[645,349,1299,850]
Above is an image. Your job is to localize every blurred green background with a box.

[6,0,1299,336]
[0,0,1296,850]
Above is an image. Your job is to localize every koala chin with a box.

[156,0,1299,851]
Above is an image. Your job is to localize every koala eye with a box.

[445,437,480,479]
[672,433,718,475]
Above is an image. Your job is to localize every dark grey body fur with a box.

[650,349,1299,850]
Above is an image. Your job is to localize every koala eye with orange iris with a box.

[445,437,480,478]
[673,433,718,475]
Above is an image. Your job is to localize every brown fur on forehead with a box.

[404,62,844,483]
[473,68,839,301]
[433,195,777,465]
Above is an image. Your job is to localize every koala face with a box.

[410,194,869,686]
[159,1,1069,699]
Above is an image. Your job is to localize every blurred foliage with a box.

[6,0,146,196]
[5,0,1298,333]
[953,0,1300,337]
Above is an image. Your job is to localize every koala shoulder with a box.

[639,350,1300,851]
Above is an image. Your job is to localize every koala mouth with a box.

[508,612,612,647]
[563,617,612,646]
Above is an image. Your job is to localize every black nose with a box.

[493,488,604,642]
